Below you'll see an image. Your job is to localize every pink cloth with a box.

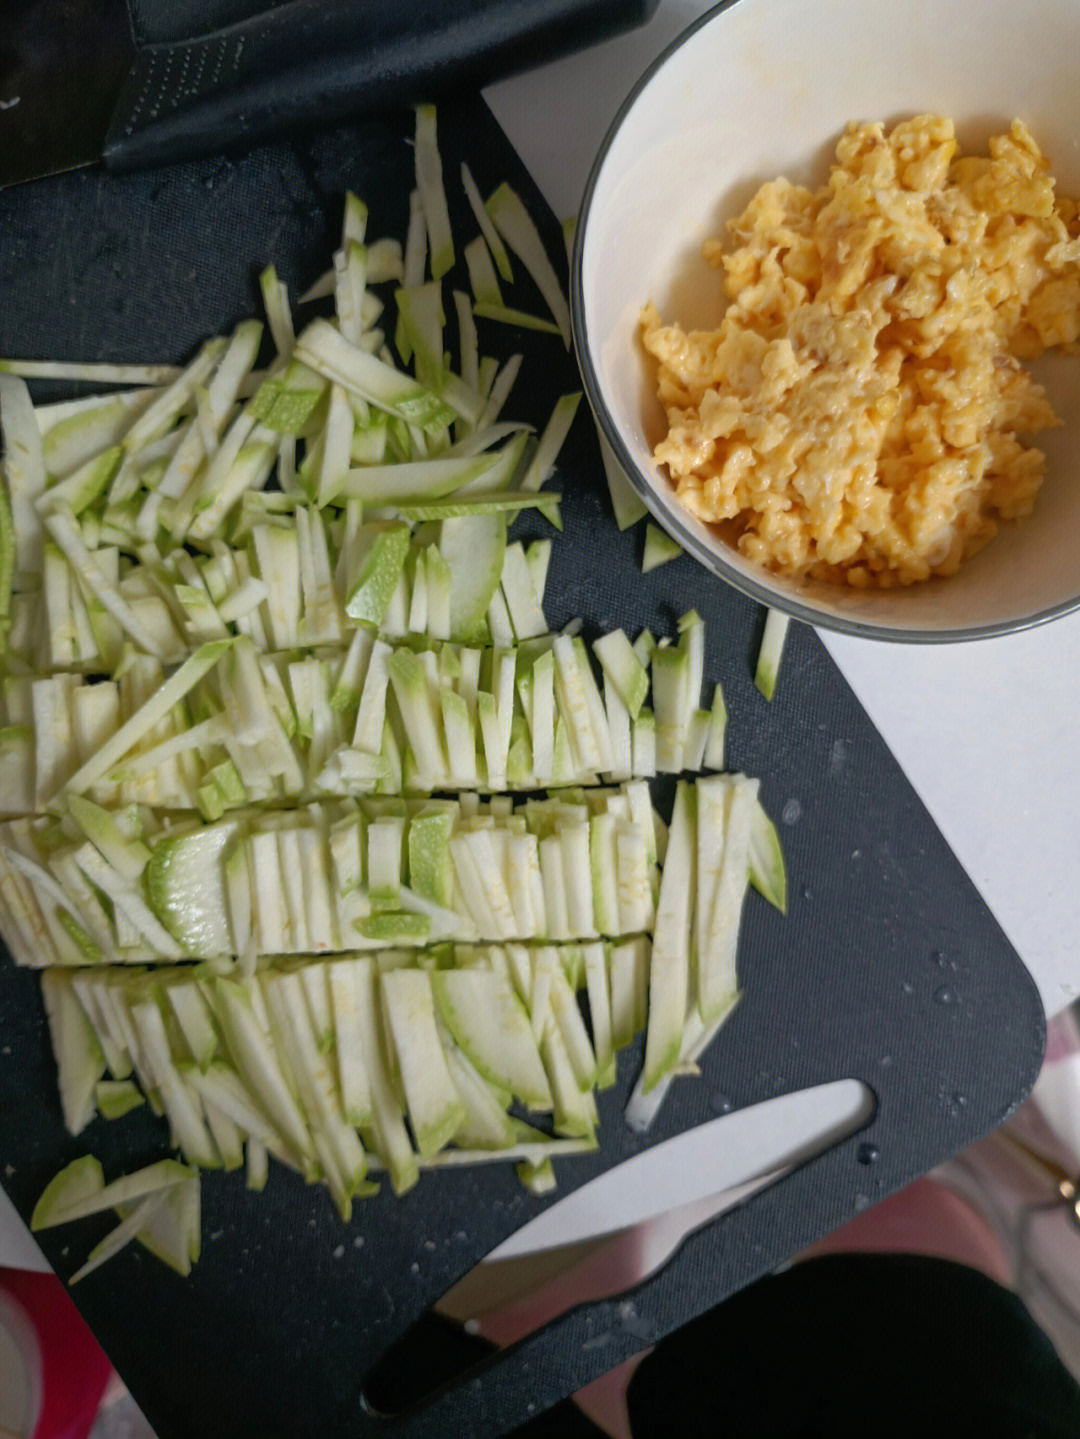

[798,1176,1013,1283]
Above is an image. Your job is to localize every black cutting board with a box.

[0,96,1045,1437]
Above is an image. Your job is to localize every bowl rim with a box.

[568,0,1080,644]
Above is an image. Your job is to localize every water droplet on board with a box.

[934,986,957,1006]
[618,1303,655,1341]
[853,1193,871,1212]
[856,1143,880,1165]
[879,1054,893,1068]
[782,798,802,825]
[939,1088,969,1118]
[710,1091,733,1114]
[902,981,914,995]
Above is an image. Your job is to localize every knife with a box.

[366,1080,874,1415]
[437,1163,795,1349]
[0,0,661,189]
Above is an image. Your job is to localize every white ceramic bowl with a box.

[571,0,1080,641]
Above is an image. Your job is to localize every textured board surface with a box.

[0,94,1044,1437]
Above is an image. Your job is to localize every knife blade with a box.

[0,0,134,188]
[0,0,661,189]
[379,1080,875,1390]
[361,1081,874,1420]
[437,1163,795,1350]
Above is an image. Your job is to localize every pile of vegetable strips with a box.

[0,106,785,1282]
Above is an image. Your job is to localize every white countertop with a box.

[4,0,1078,1274]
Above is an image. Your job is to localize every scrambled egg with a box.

[641,116,1080,586]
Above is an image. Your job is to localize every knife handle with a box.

[103,0,661,172]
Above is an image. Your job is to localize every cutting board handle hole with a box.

[361,1311,514,1422]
